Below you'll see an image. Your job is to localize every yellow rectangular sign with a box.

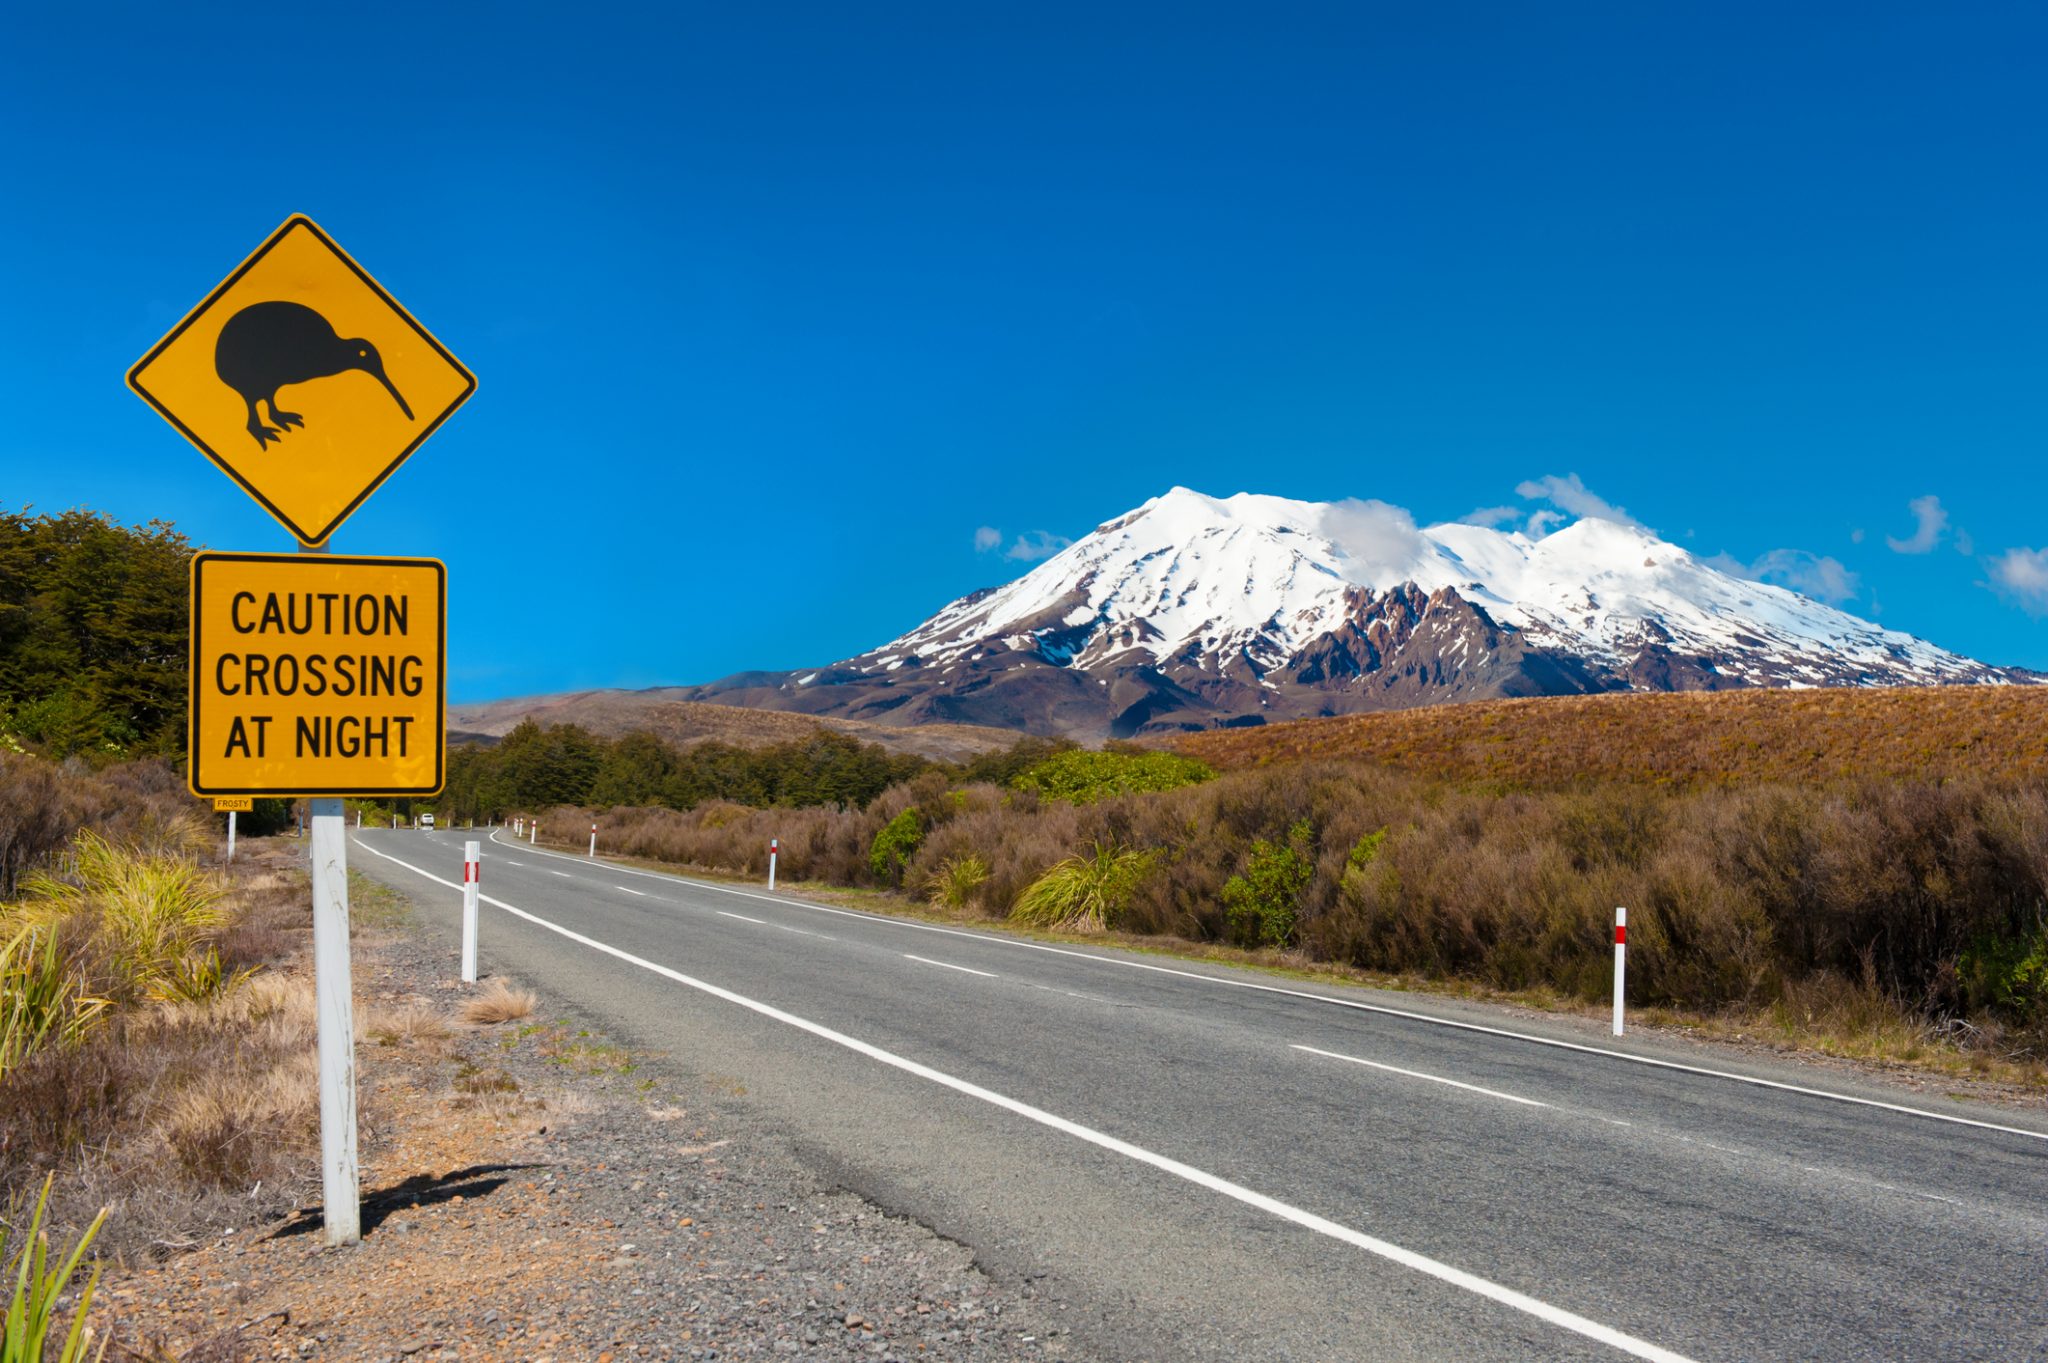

[189,552,445,798]
[212,797,255,812]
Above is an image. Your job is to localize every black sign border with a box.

[129,215,478,548]
[189,551,448,798]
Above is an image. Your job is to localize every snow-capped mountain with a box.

[680,488,2036,738]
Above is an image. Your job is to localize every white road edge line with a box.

[480,829,2047,1144]
[904,953,996,979]
[355,836,1696,1363]
[717,911,766,925]
[1293,1044,1550,1109]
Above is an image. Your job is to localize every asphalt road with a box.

[347,826,2048,1363]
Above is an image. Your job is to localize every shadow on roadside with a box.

[268,1163,551,1239]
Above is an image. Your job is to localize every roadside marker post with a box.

[589,822,597,858]
[213,797,252,862]
[769,837,779,891]
[134,215,473,1250]
[530,821,537,845]
[461,841,480,984]
[1613,908,1627,1037]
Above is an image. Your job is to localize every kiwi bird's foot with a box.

[270,407,304,431]
[245,416,282,448]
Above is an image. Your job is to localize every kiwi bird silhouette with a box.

[214,301,414,449]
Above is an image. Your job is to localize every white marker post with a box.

[355,809,361,830]
[768,837,779,891]
[589,822,597,858]
[226,809,237,863]
[1612,907,1628,1037]
[530,821,538,845]
[461,841,480,984]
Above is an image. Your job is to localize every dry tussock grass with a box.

[1170,687,2048,788]
[362,1000,454,1050]
[460,980,537,1025]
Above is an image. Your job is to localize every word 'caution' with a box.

[190,552,445,797]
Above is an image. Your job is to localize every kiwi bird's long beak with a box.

[378,371,415,421]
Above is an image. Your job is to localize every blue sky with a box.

[3,2,2044,699]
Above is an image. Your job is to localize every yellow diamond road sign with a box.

[129,216,475,547]
[189,552,445,798]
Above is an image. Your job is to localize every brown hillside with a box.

[1170,686,2048,787]
[448,690,1014,762]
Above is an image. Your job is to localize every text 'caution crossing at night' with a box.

[189,552,446,797]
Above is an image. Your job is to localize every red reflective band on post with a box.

[1614,925,1626,945]
[464,861,478,884]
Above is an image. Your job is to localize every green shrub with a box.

[1346,828,1388,869]
[1010,750,1214,804]
[1011,844,1156,931]
[1223,819,1314,948]
[1959,925,2048,1023]
[238,798,292,837]
[924,854,991,910]
[868,809,926,885]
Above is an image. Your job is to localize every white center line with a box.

[775,924,834,940]
[353,836,1697,1363]
[904,953,996,978]
[616,886,647,896]
[550,871,571,878]
[504,860,523,866]
[1293,1044,1551,1109]
[718,910,767,924]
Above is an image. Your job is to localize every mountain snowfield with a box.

[871,488,1992,688]
[673,486,2033,738]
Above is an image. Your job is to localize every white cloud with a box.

[1987,547,2048,615]
[1004,531,1072,562]
[1749,549,1860,604]
[1524,508,1567,537]
[973,525,1002,552]
[1514,473,1649,532]
[1885,494,1948,554]
[1318,499,1428,580]
[1708,548,1860,604]
[1458,505,1522,528]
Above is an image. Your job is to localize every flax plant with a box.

[0,1176,108,1362]
[21,833,239,1003]
[0,926,108,1085]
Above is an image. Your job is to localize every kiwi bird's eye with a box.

[359,348,368,358]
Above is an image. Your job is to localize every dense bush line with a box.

[537,762,2048,1034]
[0,507,192,762]
[438,721,940,822]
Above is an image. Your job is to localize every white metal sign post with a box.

[226,810,237,862]
[299,542,362,1247]
[461,841,480,984]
